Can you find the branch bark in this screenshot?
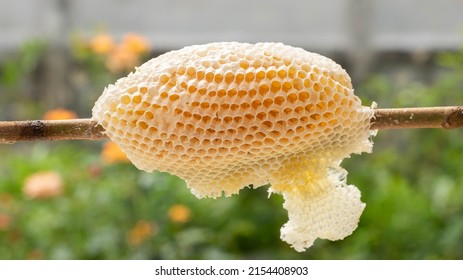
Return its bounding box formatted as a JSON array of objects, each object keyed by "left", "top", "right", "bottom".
[
  {"left": 370, "top": 106, "right": 463, "bottom": 130},
  {"left": 0, "top": 106, "right": 462, "bottom": 143},
  {"left": 0, "top": 119, "right": 106, "bottom": 143}
]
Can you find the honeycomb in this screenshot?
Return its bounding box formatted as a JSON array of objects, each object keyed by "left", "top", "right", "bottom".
[{"left": 92, "top": 42, "right": 376, "bottom": 251}]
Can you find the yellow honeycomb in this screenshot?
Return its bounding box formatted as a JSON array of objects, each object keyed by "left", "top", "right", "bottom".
[{"left": 92, "top": 42, "right": 375, "bottom": 251}]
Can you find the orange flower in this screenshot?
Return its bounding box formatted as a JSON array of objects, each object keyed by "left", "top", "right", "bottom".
[
  {"left": 127, "top": 220, "right": 157, "bottom": 246},
  {"left": 87, "top": 164, "right": 103, "bottom": 177},
  {"left": 23, "top": 171, "right": 63, "bottom": 199},
  {"left": 0, "top": 213, "right": 11, "bottom": 230},
  {"left": 106, "top": 44, "right": 140, "bottom": 73},
  {"left": 122, "top": 33, "right": 150, "bottom": 55},
  {"left": 168, "top": 204, "right": 191, "bottom": 223},
  {"left": 90, "top": 33, "right": 115, "bottom": 55},
  {"left": 43, "top": 108, "right": 77, "bottom": 120},
  {"left": 101, "top": 141, "right": 129, "bottom": 164},
  {"left": 27, "top": 250, "right": 43, "bottom": 260}
]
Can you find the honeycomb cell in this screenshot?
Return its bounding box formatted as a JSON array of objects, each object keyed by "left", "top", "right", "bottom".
[{"left": 92, "top": 42, "right": 375, "bottom": 252}]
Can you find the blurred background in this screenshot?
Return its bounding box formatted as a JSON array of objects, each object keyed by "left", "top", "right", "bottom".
[{"left": 1, "top": 0, "right": 463, "bottom": 259}]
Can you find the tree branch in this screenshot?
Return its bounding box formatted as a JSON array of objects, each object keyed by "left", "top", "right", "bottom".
[
  {"left": 0, "top": 119, "right": 106, "bottom": 143},
  {"left": 370, "top": 106, "right": 463, "bottom": 130},
  {"left": 0, "top": 106, "right": 462, "bottom": 143}
]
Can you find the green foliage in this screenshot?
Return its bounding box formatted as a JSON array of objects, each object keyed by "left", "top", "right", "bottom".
[
  {"left": 1, "top": 43, "right": 463, "bottom": 259},
  {"left": 70, "top": 33, "right": 114, "bottom": 87},
  {"left": 0, "top": 144, "right": 293, "bottom": 259},
  {"left": 0, "top": 40, "right": 48, "bottom": 120},
  {"left": 0, "top": 40, "right": 47, "bottom": 88},
  {"left": 343, "top": 47, "right": 463, "bottom": 259}
]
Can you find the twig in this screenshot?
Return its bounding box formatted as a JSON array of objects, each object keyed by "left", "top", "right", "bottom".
[
  {"left": 0, "top": 106, "right": 462, "bottom": 143},
  {"left": 0, "top": 119, "right": 106, "bottom": 143},
  {"left": 370, "top": 106, "right": 463, "bottom": 130}
]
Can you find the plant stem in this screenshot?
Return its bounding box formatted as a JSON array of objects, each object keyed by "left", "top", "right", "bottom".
[{"left": 0, "top": 106, "right": 462, "bottom": 143}]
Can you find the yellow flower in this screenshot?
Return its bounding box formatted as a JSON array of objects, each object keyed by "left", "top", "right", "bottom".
[
  {"left": 43, "top": 108, "right": 77, "bottom": 120},
  {"left": 90, "top": 33, "right": 115, "bottom": 55},
  {"left": 23, "top": 171, "right": 63, "bottom": 199},
  {"left": 0, "top": 213, "right": 11, "bottom": 230},
  {"left": 127, "top": 220, "right": 157, "bottom": 246},
  {"left": 101, "top": 141, "right": 129, "bottom": 164},
  {"left": 168, "top": 204, "right": 191, "bottom": 223},
  {"left": 122, "top": 33, "right": 150, "bottom": 55}
]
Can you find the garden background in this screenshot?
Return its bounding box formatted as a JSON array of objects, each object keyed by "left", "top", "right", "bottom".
[{"left": 1, "top": 0, "right": 463, "bottom": 259}]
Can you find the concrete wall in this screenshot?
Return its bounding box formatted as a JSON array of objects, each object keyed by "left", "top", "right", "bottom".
[{"left": 1, "top": 0, "right": 462, "bottom": 52}]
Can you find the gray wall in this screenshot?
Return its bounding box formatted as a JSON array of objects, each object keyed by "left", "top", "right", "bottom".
[{"left": 1, "top": 0, "right": 462, "bottom": 52}]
